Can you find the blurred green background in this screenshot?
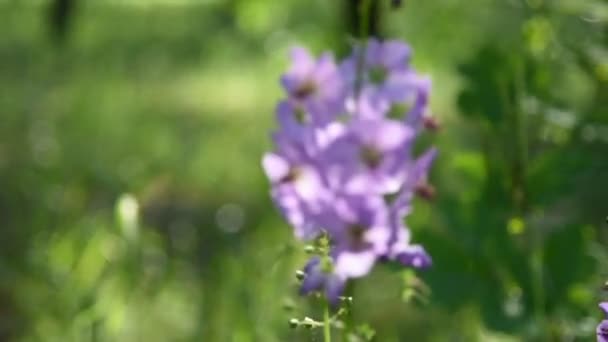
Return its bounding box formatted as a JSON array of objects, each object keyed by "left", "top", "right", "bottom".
[{"left": 1, "top": 0, "right": 607, "bottom": 341}]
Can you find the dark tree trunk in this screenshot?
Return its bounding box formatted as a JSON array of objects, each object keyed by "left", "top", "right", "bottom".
[
  {"left": 343, "top": 0, "right": 383, "bottom": 38},
  {"left": 49, "top": 0, "right": 75, "bottom": 43}
]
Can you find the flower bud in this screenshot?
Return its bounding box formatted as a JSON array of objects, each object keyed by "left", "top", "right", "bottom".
[
  {"left": 415, "top": 183, "right": 436, "bottom": 200},
  {"left": 340, "top": 296, "right": 353, "bottom": 304},
  {"left": 423, "top": 114, "right": 440, "bottom": 132},
  {"left": 302, "top": 317, "right": 317, "bottom": 329},
  {"left": 304, "top": 245, "right": 316, "bottom": 254},
  {"left": 295, "top": 270, "right": 306, "bottom": 281},
  {"left": 282, "top": 298, "right": 296, "bottom": 311},
  {"left": 288, "top": 318, "right": 299, "bottom": 329}
]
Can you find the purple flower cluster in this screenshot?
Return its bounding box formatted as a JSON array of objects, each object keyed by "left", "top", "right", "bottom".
[
  {"left": 262, "top": 39, "right": 437, "bottom": 304},
  {"left": 599, "top": 302, "right": 608, "bottom": 341}
]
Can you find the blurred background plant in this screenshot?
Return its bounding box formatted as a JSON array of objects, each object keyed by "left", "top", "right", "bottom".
[{"left": 0, "top": 0, "right": 607, "bottom": 341}]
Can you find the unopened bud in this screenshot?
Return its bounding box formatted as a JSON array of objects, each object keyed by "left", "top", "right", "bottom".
[
  {"left": 288, "top": 318, "right": 299, "bottom": 329},
  {"left": 423, "top": 115, "right": 440, "bottom": 132},
  {"left": 302, "top": 317, "right": 316, "bottom": 329},
  {"left": 415, "top": 183, "right": 436, "bottom": 200},
  {"left": 282, "top": 298, "right": 296, "bottom": 311},
  {"left": 339, "top": 296, "right": 353, "bottom": 304},
  {"left": 295, "top": 270, "right": 306, "bottom": 281},
  {"left": 304, "top": 245, "right": 316, "bottom": 254}
]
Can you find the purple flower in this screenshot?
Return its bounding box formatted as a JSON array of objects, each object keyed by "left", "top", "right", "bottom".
[
  {"left": 269, "top": 186, "right": 321, "bottom": 240},
  {"left": 381, "top": 148, "right": 436, "bottom": 268},
  {"left": 322, "top": 118, "right": 415, "bottom": 195},
  {"left": 262, "top": 150, "right": 327, "bottom": 239},
  {"left": 314, "top": 195, "right": 392, "bottom": 278},
  {"left": 264, "top": 40, "right": 437, "bottom": 301},
  {"left": 365, "top": 39, "right": 411, "bottom": 72},
  {"left": 275, "top": 100, "right": 314, "bottom": 145},
  {"left": 342, "top": 39, "right": 411, "bottom": 83},
  {"left": 403, "top": 74, "right": 432, "bottom": 127},
  {"left": 340, "top": 39, "right": 431, "bottom": 126},
  {"left": 281, "top": 47, "right": 345, "bottom": 125},
  {"left": 385, "top": 223, "right": 432, "bottom": 268},
  {"left": 598, "top": 302, "right": 608, "bottom": 342},
  {"left": 392, "top": 147, "right": 438, "bottom": 210},
  {"left": 300, "top": 256, "right": 346, "bottom": 306}
]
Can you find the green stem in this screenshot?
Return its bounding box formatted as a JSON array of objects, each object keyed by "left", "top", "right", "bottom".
[
  {"left": 501, "top": 56, "right": 545, "bottom": 334},
  {"left": 531, "top": 242, "right": 545, "bottom": 326},
  {"left": 513, "top": 58, "right": 545, "bottom": 330},
  {"left": 359, "top": 0, "right": 373, "bottom": 39},
  {"left": 342, "top": 281, "right": 355, "bottom": 336},
  {"left": 323, "top": 300, "right": 331, "bottom": 342},
  {"left": 354, "top": 0, "right": 373, "bottom": 100}
]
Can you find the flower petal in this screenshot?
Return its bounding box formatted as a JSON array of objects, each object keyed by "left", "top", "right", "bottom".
[
  {"left": 334, "top": 250, "right": 377, "bottom": 278},
  {"left": 396, "top": 245, "right": 432, "bottom": 269},
  {"left": 380, "top": 40, "right": 411, "bottom": 69},
  {"left": 353, "top": 119, "right": 414, "bottom": 151},
  {"left": 262, "top": 153, "right": 289, "bottom": 183},
  {"left": 601, "top": 302, "right": 608, "bottom": 316}
]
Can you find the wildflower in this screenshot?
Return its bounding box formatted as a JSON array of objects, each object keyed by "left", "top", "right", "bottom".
[
  {"left": 300, "top": 256, "right": 346, "bottom": 305},
  {"left": 342, "top": 39, "right": 411, "bottom": 84},
  {"left": 385, "top": 225, "right": 432, "bottom": 268},
  {"left": 321, "top": 118, "right": 415, "bottom": 195},
  {"left": 262, "top": 150, "right": 326, "bottom": 239},
  {"left": 281, "top": 47, "right": 345, "bottom": 125},
  {"left": 341, "top": 39, "right": 430, "bottom": 124},
  {"left": 263, "top": 40, "right": 437, "bottom": 300},
  {"left": 390, "top": 147, "right": 438, "bottom": 211},
  {"left": 275, "top": 100, "right": 315, "bottom": 146},
  {"left": 598, "top": 302, "right": 608, "bottom": 342},
  {"left": 315, "top": 195, "right": 392, "bottom": 278}
]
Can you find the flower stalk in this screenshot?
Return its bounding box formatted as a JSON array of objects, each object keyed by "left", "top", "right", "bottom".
[
  {"left": 324, "top": 299, "right": 332, "bottom": 342},
  {"left": 263, "top": 7, "right": 438, "bottom": 337}
]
